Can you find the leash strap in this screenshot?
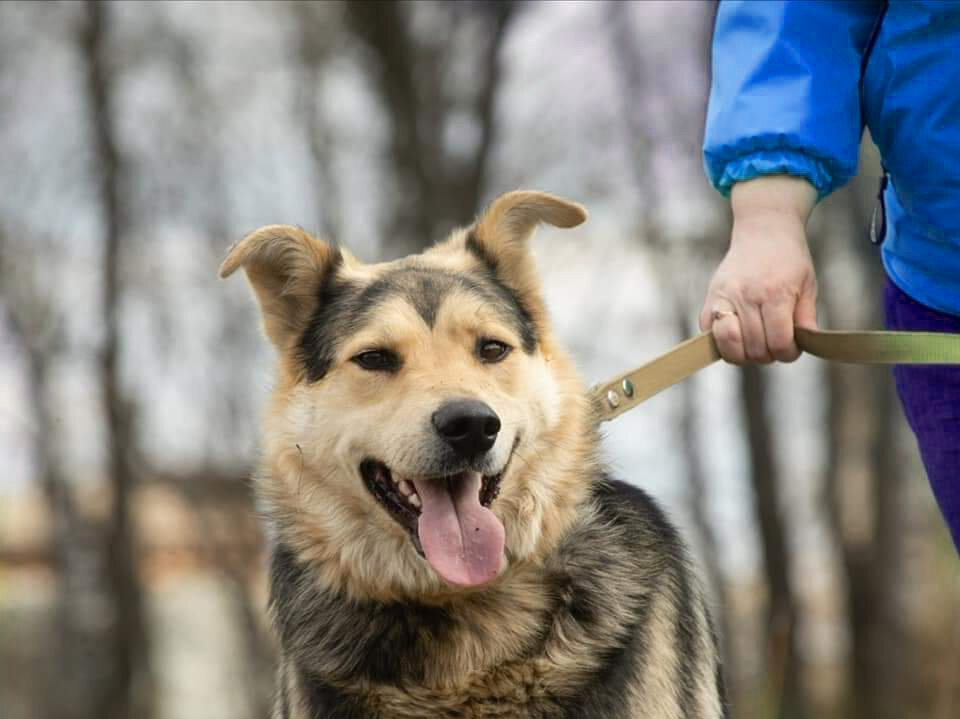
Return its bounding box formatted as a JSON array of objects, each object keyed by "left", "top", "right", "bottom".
[{"left": 590, "top": 328, "right": 960, "bottom": 423}]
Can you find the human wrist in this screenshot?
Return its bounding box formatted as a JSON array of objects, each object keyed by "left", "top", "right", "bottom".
[{"left": 730, "top": 175, "right": 817, "bottom": 228}]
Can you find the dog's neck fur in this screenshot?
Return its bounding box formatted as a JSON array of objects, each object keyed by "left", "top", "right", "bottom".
[{"left": 268, "top": 478, "right": 672, "bottom": 719}]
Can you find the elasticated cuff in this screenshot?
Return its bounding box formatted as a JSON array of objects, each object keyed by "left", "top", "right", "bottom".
[{"left": 705, "top": 145, "right": 853, "bottom": 201}]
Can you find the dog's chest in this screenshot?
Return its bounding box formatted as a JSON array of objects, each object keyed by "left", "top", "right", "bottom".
[
  {"left": 356, "top": 665, "right": 566, "bottom": 719},
  {"left": 291, "top": 598, "right": 581, "bottom": 717}
]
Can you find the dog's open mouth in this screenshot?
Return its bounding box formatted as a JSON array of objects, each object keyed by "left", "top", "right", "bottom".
[{"left": 360, "top": 459, "right": 509, "bottom": 588}]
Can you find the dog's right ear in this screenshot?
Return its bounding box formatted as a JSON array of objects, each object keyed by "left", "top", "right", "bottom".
[
  {"left": 463, "top": 191, "right": 586, "bottom": 337},
  {"left": 219, "top": 225, "right": 341, "bottom": 349}
]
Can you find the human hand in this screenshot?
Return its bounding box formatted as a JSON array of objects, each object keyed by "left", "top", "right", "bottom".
[{"left": 699, "top": 175, "right": 819, "bottom": 365}]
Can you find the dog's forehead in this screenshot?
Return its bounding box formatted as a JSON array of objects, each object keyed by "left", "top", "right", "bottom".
[
  {"left": 358, "top": 264, "right": 488, "bottom": 329},
  {"left": 297, "top": 261, "right": 538, "bottom": 382}
]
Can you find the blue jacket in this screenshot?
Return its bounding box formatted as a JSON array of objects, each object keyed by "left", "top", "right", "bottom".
[{"left": 703, "top": 0, "right": 960, "bottom": 317}]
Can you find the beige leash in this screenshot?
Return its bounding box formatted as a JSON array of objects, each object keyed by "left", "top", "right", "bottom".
[{"left": 590, "top": 327, "right": 960, "bottom": 423}]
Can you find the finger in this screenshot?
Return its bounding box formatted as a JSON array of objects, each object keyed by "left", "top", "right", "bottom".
[
  {"left": 761, "top": 301, "right": 801, "bottom": 362},
  {"left": 739, "top": 302, "right": 773, "bottom": 364},
  {"left": 711, "top": 313, "right": 746, "bottom": 365},
  {"left": 794, "top": 278, "right": 819, "bottom": 330},
  {"left": 700, "top": 294, "right": 736, "bottom": 331}
]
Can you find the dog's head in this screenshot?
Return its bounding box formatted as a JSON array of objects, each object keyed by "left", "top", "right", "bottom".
[{"left": 222, "top": 191, "right": 595, "bottom": 599}]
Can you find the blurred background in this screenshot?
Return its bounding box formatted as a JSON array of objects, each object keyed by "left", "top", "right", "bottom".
[{"left": 0, "top": 2, "right": 957, "bottom": 718}]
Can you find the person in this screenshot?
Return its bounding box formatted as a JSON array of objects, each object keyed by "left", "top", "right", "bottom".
[{"left": 700, "top": 0, "right": 960, "bottom": 550}]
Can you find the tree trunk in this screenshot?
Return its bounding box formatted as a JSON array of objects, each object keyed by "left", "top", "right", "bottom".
[
  {"left": 672, "top": 301, "right": 731, "bottom": 658},
  {"left": 0, "top": 280, "right": 88, "bottom": 719},
  {"left": 343, "top": 1, "right": 514, "bottom": 255},
  {"left": 81, "top": 3, "right": 153, "bottom": 717},
  {"left": 815, "top": 185, "right": 909, "bottom": 719},
  {"left": 294, "top": 3, "right": 342, "bottom": 245},
  {"left": 740, "top": 365, "right": 805, "bottom": 719},
  {"left": 343, "top": 0, "right": 440, "bottom": 253},
  {"left": 850, "top": 181, "right": 908, "bottom": 719},
  {"left": 443, "top": 1, "right": 513, "bottom": 226},
  {"left": 605, "top": 0, "right": 732, "bottom": 678}
]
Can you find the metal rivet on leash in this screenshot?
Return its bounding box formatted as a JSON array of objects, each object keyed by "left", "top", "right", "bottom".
[
  {"left": 621, "top": 379, "right": 634, "bottom": 397},
  {"left": 606, "top": 389, "right": 621, "bottom": 409}
]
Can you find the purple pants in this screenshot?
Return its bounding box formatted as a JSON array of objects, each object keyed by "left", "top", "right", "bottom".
[{"left": 885, "top": 280, "right": 960, "bottom": 552}]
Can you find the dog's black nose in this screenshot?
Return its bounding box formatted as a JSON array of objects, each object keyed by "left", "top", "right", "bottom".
[{"left": 432, "top": 399, "right": 501, "bottom": 458}]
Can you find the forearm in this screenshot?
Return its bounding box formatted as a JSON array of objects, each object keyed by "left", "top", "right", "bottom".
[{"left": 730, "top": 175, "right": 818, "bottom": 233}]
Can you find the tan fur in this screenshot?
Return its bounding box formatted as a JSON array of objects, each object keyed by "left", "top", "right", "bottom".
[
  {"left": 221, "top": 191, "right": 595, "bottom": 603},
  {"left": 220, "top": 225, "right": 341, "bottom": 353},
  {"left": 223, "top": 190, "right": 725, "bottom": 718}
]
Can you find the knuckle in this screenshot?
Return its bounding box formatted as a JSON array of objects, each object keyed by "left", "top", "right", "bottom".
[
  {"left": 712, "top": 279, "right": 742, "bottom": 301},
  {"left": 714, "top": 322, "right": 741, "bottom": 345},
  {"left": 745, "top": 281, "right": 794, "bottom": 307},
  {"left": 740, "top": 284, "right": 765, "bottom": 305}
]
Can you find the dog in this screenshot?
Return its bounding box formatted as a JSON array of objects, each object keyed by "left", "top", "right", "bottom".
[{"left": 220, "top": 191, "right": 726, "bottom": 718}]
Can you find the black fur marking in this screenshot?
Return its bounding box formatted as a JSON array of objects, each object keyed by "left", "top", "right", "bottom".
[
  {"left": 296, "top": 250, "right": 347, "bottom": 381},
  {"left": 557, "top": 478, "right": 675, "bottom": 718},
  {"left": 717, "top": 658, "right": 730, "bottom": 718},
  {"left": 673, "top": 550, "right": 700, "bottom": 717},
  {"left": 299, "top": 674, "right": 369, "bottom": 719},
  {"left": 354, "top": 267, "right": 460, "bottom": 329},
  {"left": 560, "top": 603, "right": 652, "bottom": 719},
  {"left": 464, "top": 230, "right": 539, "bottom": 353},
  {"left": 297, "top": 263, "right": 538, "bottom": 382},
  {"left": 708, "top": 611, "right": 731, "bottom": 717},
  {"left": 277, "top": 665, "right": 290, "bottom": 719},
  {"left": 590, "top": 479, "right": 727, "bottom": 718},
  {"left": 465, "top": 229, "right": 498, "bottom": 272},
  {"left": 475, "top": 265, "right": 537, "bottom": 353},
  {"left": 270, "top": 543, "right": 457, "bottom": 686}
]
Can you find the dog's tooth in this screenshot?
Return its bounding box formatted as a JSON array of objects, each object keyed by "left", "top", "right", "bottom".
[
  {"left": 398, "top": 480, "right": 414, "bottom": 496},
  {"left": 409, "top": 493, "right": 421, "bottom": 509}
]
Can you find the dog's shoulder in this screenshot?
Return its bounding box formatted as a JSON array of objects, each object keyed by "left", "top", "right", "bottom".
[
  {"left": 545, "top": 471, "right": 695, "bottom": 634},
  {"left": 588, "top": 474, "right": 689, "bottom": 561},
  {"left": 536, "top": 473, "right": 719, "bottom": 718},
  {"left": 591, "top": 475, "right": 668, "bottom": 524}
]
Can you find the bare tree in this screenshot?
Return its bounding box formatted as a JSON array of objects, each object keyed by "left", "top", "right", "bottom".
[
  {"left": 80, "top": 2, "right": 153, "bottom": 716},
  {"left": 293, "top": 1, "right": 345, "bottom": 245},
  {"left": 157, "top": 471, "right": 274, "bottom": 719},
  {"left": 343, "top": 0, "right": 516, "bottom": 255},
  {"left": 829, "top": 181, "right": 909, "bottom": 719},
  {"left": 739, "top": 364, "right": 805, "bottom": 719},
  {"left": 0, "top": 225, "right": 92, "bottom": 719},
  {"left": 605, "top": 0, "right": 731, "bottom": 677}
]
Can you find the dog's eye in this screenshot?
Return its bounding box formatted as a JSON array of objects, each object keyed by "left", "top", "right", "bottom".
[
  {"left": 352, "top": 350, "right": 400, "bottom": 372},
  {"left": 477, "top": 339, "right": 512, "bottom": 364}
]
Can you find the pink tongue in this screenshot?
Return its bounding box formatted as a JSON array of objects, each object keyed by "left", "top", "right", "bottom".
[{"left": 412, "top": 471, "right": 505, "bottom": 587}]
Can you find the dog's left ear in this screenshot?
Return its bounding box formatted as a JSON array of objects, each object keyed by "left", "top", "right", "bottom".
[
  {"left": 219, "top": 225, "right": 341, "bottom": 350},
  {"left": 466, "top": 190, "right": 587, "bottom": 321}
]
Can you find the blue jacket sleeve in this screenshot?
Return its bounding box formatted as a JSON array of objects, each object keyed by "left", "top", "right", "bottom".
[{"left": 703, "top": 0, "right": 885, "bottom": 200}]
